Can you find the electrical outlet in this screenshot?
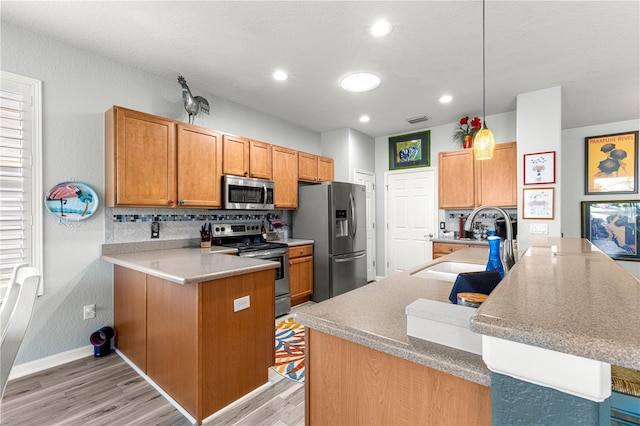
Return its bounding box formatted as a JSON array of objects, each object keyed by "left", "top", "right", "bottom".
[
  {"left": 151, "top": 221, "right": 159, "bottom": 239},
  {"left": 83, "top": 304, "right": 96, "bottom": 320},
  {"left": 439, "top": 222, "right": 446, "bottom": 230},
  {"left": 233, "top": 295, "right": 250, "bottom": 312}
]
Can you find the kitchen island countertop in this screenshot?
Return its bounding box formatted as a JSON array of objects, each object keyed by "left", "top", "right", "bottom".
[
  {"left": 296, "top": 237, "right": 640, "bottom": 389},
  {"left": 295, "top": 248, "right": 492, "bottom": 386},
  {"left": 471, "top": 237, "right": 640, "bottom": 370},
  {"left": 101, "top": 248, "right": 278, "bottom": 285}
]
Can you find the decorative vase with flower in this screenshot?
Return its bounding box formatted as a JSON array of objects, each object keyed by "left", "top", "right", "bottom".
[{"left": 453, "top": 116, "right": 482, "bottom": 149}]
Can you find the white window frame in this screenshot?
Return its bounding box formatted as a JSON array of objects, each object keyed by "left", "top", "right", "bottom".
[{"left": 1, "top": 70, "right": 43, "bottom": 295}]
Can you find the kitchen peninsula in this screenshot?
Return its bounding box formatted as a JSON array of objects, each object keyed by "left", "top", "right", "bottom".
[
  {"left": 295, "top": 237, "right": 640, "bottom": 425},
  {"left": 101, "top": 246, "right": 279, "bottom": 424}
]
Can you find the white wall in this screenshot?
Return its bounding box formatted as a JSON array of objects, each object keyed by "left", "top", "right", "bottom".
[
  {"left": 1, "top": 24, "right": 321, "bottom": 364},
  {"left": 348, "top": 128, "right": 375, "bottom": 179},
  {"left": 562, "top": 119, "right": 640, "bottom": 279},
  {"left": 321, "top": 128, "right": 375, "bottom": 183},
  {"left": 374, "top": 111, "right": 517, "bottom": 277},
  {"left": 516, "top": 86, "right": 563, "bottom": 252}
]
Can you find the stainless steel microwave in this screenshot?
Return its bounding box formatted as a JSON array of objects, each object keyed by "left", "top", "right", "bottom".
[{"left": 223, "top": 175, "right": 275, "bottom": 210}]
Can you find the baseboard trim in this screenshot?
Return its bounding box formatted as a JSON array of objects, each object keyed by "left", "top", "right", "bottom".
[
  {"left": 9, "top": 345, "right": 94, "bottom": 380},
  {"left": 115, "top": 349, "right": 197, "bottom": 425}
]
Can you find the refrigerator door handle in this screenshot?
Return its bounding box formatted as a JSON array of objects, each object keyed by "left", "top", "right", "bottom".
[
  {"left": 349, "top": 192, "right": 357, "bottom": 239},
  {"left": 334, "top": 253, "right": 366, "bottom": 263}
]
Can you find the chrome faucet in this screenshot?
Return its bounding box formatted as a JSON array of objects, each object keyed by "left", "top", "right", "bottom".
[{"left": 464, "top": 206, "right": 516, "bottom": 274}]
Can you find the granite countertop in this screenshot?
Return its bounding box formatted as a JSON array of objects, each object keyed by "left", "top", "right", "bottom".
[
  {"left": 101, "top": 248, "right": 279, "bottom": 285},
  {"left": 295, "top": 248, "right": 492, "bottom": 386},
  {"left": 282, "top": 238, "right": 314, "bottom": 246},
  {"left": 431, "top": 238, "right": 489, "bottom": 246},
  {"left": 471, "top": 237, "right": 640, "bottom": 371}
]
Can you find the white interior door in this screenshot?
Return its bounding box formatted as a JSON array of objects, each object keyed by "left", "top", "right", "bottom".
[
  {"left": 354, "top": 169, "right": 376, "bottom": 282},
  {"left": 385, "top": 168, "right": 437, "bottom": 277}
]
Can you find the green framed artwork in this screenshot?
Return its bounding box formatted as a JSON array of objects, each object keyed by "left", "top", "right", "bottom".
[{"left": 389, "top": 131, "right": 430, "bottom": 170}]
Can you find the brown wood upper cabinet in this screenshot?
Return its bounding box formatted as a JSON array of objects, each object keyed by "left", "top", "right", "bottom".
[
  {"left": 105, "top": 106, "right": 176, "bottom": 207},
  {"left": 438, "top": 142, "right": 517, "bottom": 209},
  {"left": 222, "top": 135, "right": 272, "bottom": 180},
  {"left": 105, "top": 106, "right": 223, "bottom": 208},
  {"left": 272, "top": 145, "right": 298, "bottom": 209},
  {"left": 298, "top": 152, "right": 334, "bottom": 182},
  {"left": 176, "top": 124, "right": 223, "bottom": 207}
]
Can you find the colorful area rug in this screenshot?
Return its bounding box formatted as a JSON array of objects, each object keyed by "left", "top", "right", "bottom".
[{"left": 272, "top": 318, "right": 305, "bottom": 382}]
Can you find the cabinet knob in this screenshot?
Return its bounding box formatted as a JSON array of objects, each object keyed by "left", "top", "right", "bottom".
[
  {"left": 168, "top": 200, "right": 174, "bottom": 205},
  {"left": 179, "top": 200, "right": 185, "bottom": 205},
  {"left": 300, "top": 249, "right": 303, "bottom": 254},
  {"left": 244, "top": 171, "right": 249, "bottom": 176}
]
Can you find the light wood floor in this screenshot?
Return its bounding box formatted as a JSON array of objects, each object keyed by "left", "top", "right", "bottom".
[{"left": 0, "top": 353, "right": 304, "bottom": 425}]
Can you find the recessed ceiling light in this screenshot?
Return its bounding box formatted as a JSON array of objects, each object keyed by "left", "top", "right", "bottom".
[
  {"left": 273, "top": 70, "right": 288, "bottom": 81},
  {"left": 439, "top": 95, "right": 453, "bottom": 103},
  {"left": 340, "top": 72, "right": 381, "bottom": 92},
  {"left": 359, "top": 115, "right": 370, "bottom": 123},
  {"left": 371, "top": 20, "right": 393, "bottom": 37}
]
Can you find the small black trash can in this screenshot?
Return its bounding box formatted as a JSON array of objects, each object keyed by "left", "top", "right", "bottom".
[{"left": 90, "top": 326, "right": 114, "bottom": 357}]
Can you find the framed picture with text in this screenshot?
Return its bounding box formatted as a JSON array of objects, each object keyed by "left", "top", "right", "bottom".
[
  {"left": 388, "top": 131, "right": 430, "bottom": 170},
  {"left": 585, "top": 131, "right": 638, "bottom": 195},
  {"left": 524, "top": 151, "right": 556, "bottom": 185}
]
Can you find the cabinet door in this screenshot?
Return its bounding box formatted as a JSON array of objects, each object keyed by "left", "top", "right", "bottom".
[
  {"left": 222, "top": 135, "right": 250, "bottom": 177},
  {"left": 249, "top": 140, "right": 272, "bottom": 180},
  {"left": 298, "top": 152, "right": 319, "bottom": 182},
  {"left": 475, "top": 142, "right": 517, "bottom": 207},
  {"left": 318, "top": 156, "right": 334, "bottom": 182},
  {"left": 177, "top": 124, "right": 222, "bottom": 208},
  {"left": 108, "top": 106, "right": 177, "bottom": 207},
  {"left": 272, "top": 146, "right": 298, "bottom": 209},
  {"left": 432, "top": 242, "right": 471, "bottom": 259},
  {"left": 289, "top": 255, "right": 313, "bottom": 305},
  {"left": 438, "top": 149, "right": 475, "bottom": 209},
  {"left": 113, "top": 266, "right": 147, "bottom": 371}
]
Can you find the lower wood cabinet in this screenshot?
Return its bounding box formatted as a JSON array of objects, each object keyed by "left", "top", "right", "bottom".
[
  {"left": 306, "top": 329, "right": 492, "bottom": 425},
  {"left": 113, "top": 266, "right": 275, "bottom": 424},
  {"left": 433, "top": 242, "right": 475, "bottom": 259},
  {"left": 289, "top": 244, "right": 313, "bottom": 306}
]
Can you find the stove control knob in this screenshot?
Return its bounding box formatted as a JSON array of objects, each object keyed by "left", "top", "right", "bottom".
[
  {"left": 220, "top": 227, "right": 226, "bottom": 232},
  {"left": 215, "top": 227, "right": 220, "bottom": 232}
]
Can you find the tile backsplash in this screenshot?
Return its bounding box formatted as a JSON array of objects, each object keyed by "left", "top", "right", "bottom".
[
  {"left": 441, "top": 208, "right": 517, "bottom": 240},
  {"left": 105, "top": 208, "right": 290, "bottom": 243}
]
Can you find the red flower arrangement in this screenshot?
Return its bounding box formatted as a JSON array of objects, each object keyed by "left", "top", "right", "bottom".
[{"left": 453, "top": 116, "right": 482, "bottom": 148}]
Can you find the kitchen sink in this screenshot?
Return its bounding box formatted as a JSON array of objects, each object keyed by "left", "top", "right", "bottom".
[{"left": 411, "top": 261, "right": 485, "bottom": 282}]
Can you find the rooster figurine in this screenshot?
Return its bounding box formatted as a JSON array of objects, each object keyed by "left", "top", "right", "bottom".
[{"left": 177, "top": 75, "right": 210, "bottom": 124}]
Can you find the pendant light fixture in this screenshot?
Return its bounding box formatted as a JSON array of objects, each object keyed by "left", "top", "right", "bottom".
[{"left": 473, "top": 0, "right": 496, "bottom": 160}]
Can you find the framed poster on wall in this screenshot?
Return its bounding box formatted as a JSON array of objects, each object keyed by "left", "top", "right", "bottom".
[
  {"left": 581, "top": 200, "right": 639, "bottom": 261},
  {"left": 388, "top": 131, "right": 430, "bottom": 170},
  {"left": 585, "top": 131, "right": 638, "bottom": 195}
]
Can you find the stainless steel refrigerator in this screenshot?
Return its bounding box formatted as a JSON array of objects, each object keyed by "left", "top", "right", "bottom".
[{"left": 292, "top": 181, "right": 367, "bottom": 302}]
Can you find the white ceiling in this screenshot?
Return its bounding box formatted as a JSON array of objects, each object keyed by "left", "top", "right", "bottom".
[{"left": 2, "top": 1, "right": 639, "bottom": 137}]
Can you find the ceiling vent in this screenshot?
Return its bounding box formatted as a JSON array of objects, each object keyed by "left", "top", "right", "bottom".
[{"left": 406, "top": 115, "right": 431, "bottom": 124}]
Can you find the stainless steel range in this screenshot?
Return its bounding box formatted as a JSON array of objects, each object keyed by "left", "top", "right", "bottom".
[{"left": 212, "top": 222, "right": 290, "bottom": 317}]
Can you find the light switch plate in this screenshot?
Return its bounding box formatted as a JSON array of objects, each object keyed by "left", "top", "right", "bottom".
[
  {"left": 233, "top": 295, "right": 250, "bottom": 312},
  {"left": 530, "top": 223, "right": 548, "bottom": 234}
]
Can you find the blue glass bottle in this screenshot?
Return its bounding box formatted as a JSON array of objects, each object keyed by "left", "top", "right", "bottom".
[{"left": 486, "top": 234, "right": 505, "bottom": 278}]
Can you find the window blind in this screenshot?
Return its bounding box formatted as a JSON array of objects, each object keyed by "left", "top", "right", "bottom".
[{"left": 0, "top": 71, "right": 43, "bottom": 297}]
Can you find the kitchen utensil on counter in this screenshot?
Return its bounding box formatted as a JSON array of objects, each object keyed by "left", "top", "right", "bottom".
[{"left": 200, "top": 223, "right": 212, "bottom": 248}]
